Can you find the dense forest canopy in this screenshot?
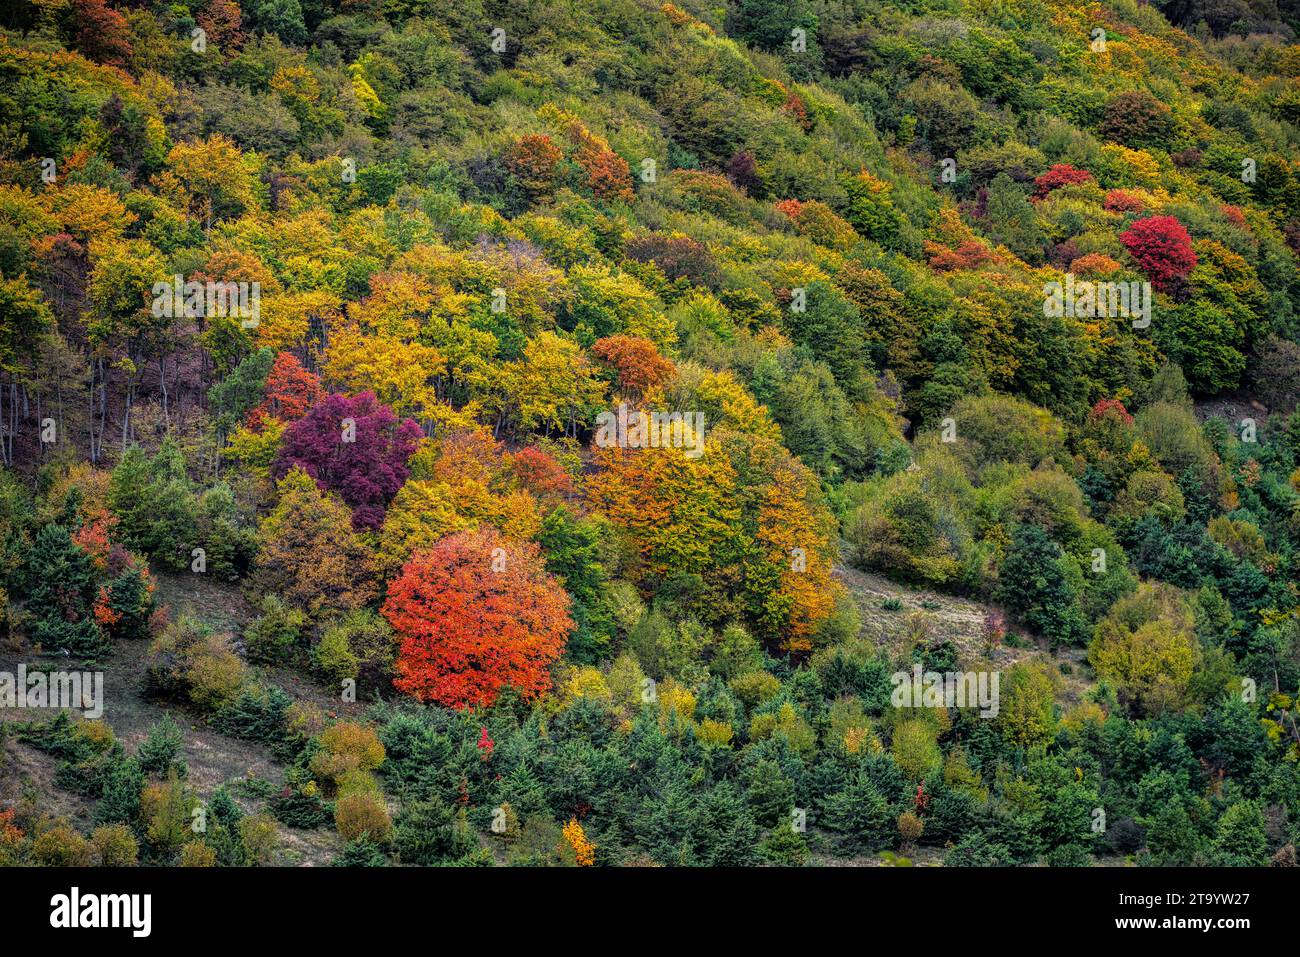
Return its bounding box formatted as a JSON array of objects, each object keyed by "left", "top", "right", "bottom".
[{"left": 0, "top": 0, "right": 1298, "bottom": 868}]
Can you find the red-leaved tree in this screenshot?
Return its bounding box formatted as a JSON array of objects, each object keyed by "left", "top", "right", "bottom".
[
  {"left": 248, "top": 351, "right": 323, "bottom": 427},
  {"left": 1119, "top": 215, "right": 1197, "bottom": 291},
  {"left": 197, "top": 0, "right": 245, "bottom": 55},
  {"left": 71, "top": 0, "right": 133, "bottom": 67},
  {"left": 383, "top": 529, "right": 573, "bottom": 708},
  {"left": 272, "top": 391, "right": 422, "bottom": 530},
  {"left": 510, "top": 446, "right": 573, "bottom": 500},
  {"left": 1089, "top": 397, "right": 1134, "bottom": 426},
  {"left": 926, "top": 240, "right": 992, "bottom": 272},
  {"left": 1103, "top": 189, "right": 1145, "bottom": 213},
  {"left": 1033, "top": 163, "right": 1094, "bottom": 199}
]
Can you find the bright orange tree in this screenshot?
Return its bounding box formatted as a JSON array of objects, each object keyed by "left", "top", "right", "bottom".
[
  {"left": 592, "top": 334, "right": 676, "bottom": 400},
  {"left": 510, "top": 446, "right": 573, "bottom": 501},
  {"left": 248, "top": 351, "right": 323, "bottom": 427},
  {"left": 383, "top": 529, "right": 573, "bottom": 708}
]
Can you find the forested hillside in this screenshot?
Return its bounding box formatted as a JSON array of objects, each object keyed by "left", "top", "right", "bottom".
[{"left": 0, "top": 0, "right": 1298, "bottom": 868}]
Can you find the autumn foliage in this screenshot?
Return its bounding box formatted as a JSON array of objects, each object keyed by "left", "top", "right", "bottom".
[
  {"left": 504, "top": 134, "right": 563, "bottom": 197},
  {"left": 1089, "top": 397, "right": 1134, "bottom": 426},
  {"left": 70, "top": 0, "right": 132, "bottom": 67},
  {"left": 254, "top": 468, "right": 377, "bottom": 618},
  {"left": 510, "top": 446, "right": 573, "bottom": 501},
  {"left": 926, "top": 240, "right": 992, "bottom": 272},
  {"left": 592, "top": 335, "right": 676, "bottom": 399},
  {"left": 4, "top": 0, "right": 1299, "bottom": 871},
  {"left": 576, "top": 145, "right": 634, "bottom": 203},
  {"left": 197, "top": 0, "right": 246, "bottom": 55},
  {"left": 563, "top": 119, "right": 633, "bottom": 203},
  {"left": 273, "top": 391, "right": 422, "bottom": 529},
  {"left": 249, "top": 352, "right": 323, "bottom": 427},
  {"left": 624, "top": 234, "right": 720, "bottom": 288},
  {"left": 383, "top": 529, "right": 574, "bottom": 709},
  {"left": 1068, "top": 253, "right": 1122, "bottom": 277},
  {"left": 1033, "top": 163, "right": 1094, "bottom": 199},
  {"left": 1119, "top": 215, "right": 1198, "bottom": 291},
  {"left": 1103, "top": 189, "right": 1145, "bottom": 213},
  {"left": 562, "top": 818, "right": 596, "bottom": 866}
]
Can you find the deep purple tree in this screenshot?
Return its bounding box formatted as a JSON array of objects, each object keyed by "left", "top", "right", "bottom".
[{"left": 272, "top": 391, "right": 422, "bottom": 530}]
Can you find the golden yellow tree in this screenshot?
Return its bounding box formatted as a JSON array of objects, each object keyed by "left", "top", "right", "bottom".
[{"left": 562, "top": 818, "right": 596, "bottom": 866}]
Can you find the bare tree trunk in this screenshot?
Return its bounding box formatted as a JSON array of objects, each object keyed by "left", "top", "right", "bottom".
[
  {"left": 159, "top": 355, "right": 170, "bottom": 428},
  {"left": 55, "top": 377, "right": 64, "bottom": 462},
  {"left": 9, "top": 383, "right": 16, "bottom": 466},
  {"left": 122, "top": 373, "right": 133, "bottom": 453},
  {"left": 0, "top": 377, "right": 8, "bottom": 467},
  {"left": 97, "top": 358, "right": 108, "bottom": 463},
  {"left": 88, "top": 361, "right": 96, "bottom": 464},
  {"left": 174, "top": 349, "right": 184, "bottom": 421}
]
